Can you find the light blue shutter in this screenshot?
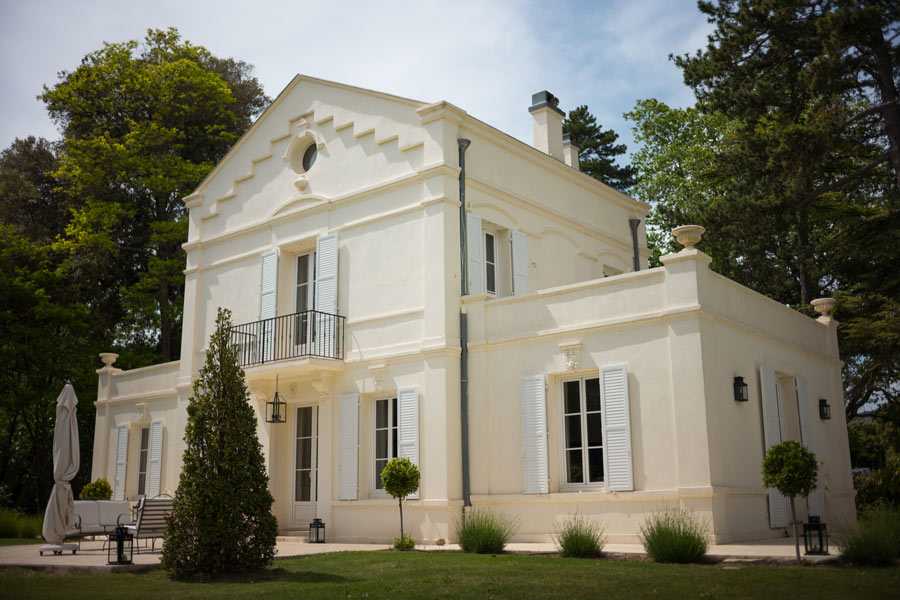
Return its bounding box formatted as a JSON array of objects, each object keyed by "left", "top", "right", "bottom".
[
  {"left": 521, "top": 375, "right": 548, "bottom": 494},
  {"left": 397, "top": 386, "right": 420, "bottom": 499},
  {"left": 315, "top": 234, "right": 339, "bottom": 356},
  {"left": 466, "top": 213, "right": 484, "bottom": 294},
  {"left": 113, "top": 424, "right": 128, "bottom": 501},
  {"left": 760, "top": 365, "right": 790, "bottom": 527},
  {"left": 601, "top": 365, "right": 633, "bottom": 491},
  {"left": 511, "top": 229, "right": 530, "bottom": 295},
  {"left": 146, "top": 420, "right": 163, "bottom": 498},
  {"left": 338, "top": 393, "right": 358, "bottom": 500},
  {"left": 259, "top": 251, "right": 278, "bottom": 362},
  {"left": 795, "top": 376, "right": 822, "bottom": 517}
]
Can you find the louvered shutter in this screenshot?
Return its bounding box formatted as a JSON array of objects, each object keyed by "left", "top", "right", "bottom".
[
  {"left": 113, "top": 424, "right": 128, "bottom": 501},
  {"left": 466, "top": 213, "right": 484, "bottom": 294},
  {"left": 397, "top": 386, "right": 420, "bottom": 499},
  {"left": 795, "top": 376, "right": 822, "bottom": 517},
  {"left": 521, "top": 375, "right": 548, "bottom": 494},
  {"left": 511, "top": 229, "right": 530, "bottom": 295},
  {"left": 146, "top": 420, "right": 163, "bottom": 498},
  {"left": 338, "top": 393, "right": 358, "bottom": 500},
  {"left": 601, "top": 365, "right": 633, "bottom": 491},
  {"left": 315, "top": 234, "right": 339, "bottom": 357},
  {"left": 259, "top": 251, "right": 278, "bottom": 362},
  {"left": 760, "top": 365, "right": 790, "bottom": 527}
]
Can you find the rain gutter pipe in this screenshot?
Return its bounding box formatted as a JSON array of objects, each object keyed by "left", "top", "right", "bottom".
[
  {"left": 458, "top": 138, "right": 472, "bottom": 508},
  {"left": 629, "top": 218, "right": 641, "bottom": 272}
]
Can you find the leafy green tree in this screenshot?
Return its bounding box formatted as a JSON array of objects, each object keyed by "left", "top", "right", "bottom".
[
  {"left": 762, "top": 440, "right": 819, "bottom": 564},
  {"left": 380, "top": 457, "right": 420, "bottom": 543},
  {"left": 0, "top": 224, "right": 97, "bottom": 512},
  {"left": 41, "top": 28, "right": 269, "bottom": 363},
  {"left": 0, "top": 137, "right": 69, "bottom": 243},
  {"left": 563, "top": 105, "right": 636, "bottom": 191},
  {"left": 162, "top": 308, "right": 277, "bottom": 578}
]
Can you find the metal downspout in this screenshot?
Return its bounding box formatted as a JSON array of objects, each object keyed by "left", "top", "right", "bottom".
[
  {"left": 629, "top": 218, "right": 641, "bottom": 272},
  {"left": 458, "top": 138, "right": 472, "bottom": 508}
]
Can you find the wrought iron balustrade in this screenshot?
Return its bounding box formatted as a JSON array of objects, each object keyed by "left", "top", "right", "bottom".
[{"left": 230, "top": 310, "right": 345, "bottom": 367}]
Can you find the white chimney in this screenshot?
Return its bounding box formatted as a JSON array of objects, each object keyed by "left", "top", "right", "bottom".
[
  {"left": 529, "top": 91, "right": 565, "bottom": 161},
  {"left": 563, "top": 133, "right": 580, "bottom": 171}
]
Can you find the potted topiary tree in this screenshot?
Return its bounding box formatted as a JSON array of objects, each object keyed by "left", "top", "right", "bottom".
[
  {"left": 762, "top": 440, "right": 818, "bottom": 564},
  {"left": 80, "top": 477, "right": 113, "bottom": 500},
  {"left": 380, "top": 457, "right": 420, "bottom": 549}
]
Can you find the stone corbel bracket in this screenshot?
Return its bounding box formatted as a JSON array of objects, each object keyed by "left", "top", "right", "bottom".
[
  {"left": 368, "top": 363, "right": 389, "bottom": 393},
  {"left": 311, "top": 373, "right": 333, "bottom": 401},
  {"left": 558, "top": 341, "right": 583, "bottom": 371}
]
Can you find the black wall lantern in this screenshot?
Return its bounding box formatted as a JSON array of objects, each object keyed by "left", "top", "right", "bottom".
[
  {"left": 107, "top": 525, "right": 134, "bottom": 565},
  {"left": 803, "top": 516, "right": 829, "bottom": 555},
  {"left": 819, "top": 398, "right": 832, "bottom": 420},
  {"left": 309, "top": 518, "right": 326, "bottom": 543},
  {"left": 733, "top": 376, "right": 749, "bottom": 402},
  {"left": 266, "top": 375, "right": 286, "bottom": 424}
]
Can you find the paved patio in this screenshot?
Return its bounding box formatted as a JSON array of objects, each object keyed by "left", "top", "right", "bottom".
[{"left": 0, "top": 535, "right": 834, "bottom": 572}]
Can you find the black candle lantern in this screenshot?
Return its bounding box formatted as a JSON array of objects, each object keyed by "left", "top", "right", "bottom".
[
  {"left": 803, "top": 516, "right": 828, "bottom": 555},
  {"left": 308, "top": 518, "right": 326, "bottom": 543},
  {"left": 107, "top": 525, "right": 134, "bottom": 565},
  {"left": 733, "top": 376, "right": 749, "bottom": 402},
  {"left": 819, "top": 398, "right": 832, "bottom": 420},
  {"left": 266, "top": 375, "right": 286, "bottom": 424}
]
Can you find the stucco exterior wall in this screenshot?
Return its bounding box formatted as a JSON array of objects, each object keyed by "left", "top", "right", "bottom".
[{"left": 91, "top": 75, "right": 854, "bottom": 546}]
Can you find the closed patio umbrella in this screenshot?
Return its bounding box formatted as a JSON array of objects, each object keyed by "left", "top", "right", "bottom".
[{"left": 39, "top": 382, "right": 80, "bottom": 555}]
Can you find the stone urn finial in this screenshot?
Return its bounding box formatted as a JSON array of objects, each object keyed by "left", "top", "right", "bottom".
[
  {"left": 99, "top": 352, "right": 119, "bottom": 368},
  {"left": 811, "top": 297, "right": 836, "bottom": 318},
  {"left": 672, "top": 225, "right": 706, "bottom": 251}
]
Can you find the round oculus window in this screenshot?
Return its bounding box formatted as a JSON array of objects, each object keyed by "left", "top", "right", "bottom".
[{"left": 302, "top": 144, "right": 317, "bottom": 172}]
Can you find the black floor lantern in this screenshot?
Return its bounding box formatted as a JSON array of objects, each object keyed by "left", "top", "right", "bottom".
[
  {"left": 803, "top": 516, "right": 829, "bottom": 555},
  {"left": 309, "top": 518, "right": 326, "bottom": 543},
  {"left": 107, "top": 525, "right": 134, "bottom": 565}
]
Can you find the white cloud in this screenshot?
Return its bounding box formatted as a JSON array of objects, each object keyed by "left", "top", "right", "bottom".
[{"left": 0, "top": 0, "right": 712, "bottom": 161}]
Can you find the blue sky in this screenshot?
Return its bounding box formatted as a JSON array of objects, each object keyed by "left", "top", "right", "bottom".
[{"left": 0, "top": 0, "right": 713, "bottom": 160}]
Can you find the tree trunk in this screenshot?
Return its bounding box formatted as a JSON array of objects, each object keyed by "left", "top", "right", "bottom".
[
  {"left": 790, "top": 496, "right": 801, "bottom": 565},
  {"left": 399, "top": 498, "right": 404, "bottom": 539},
  {"left": 870, "top": 27, "right": 900, "bottom": 190}
]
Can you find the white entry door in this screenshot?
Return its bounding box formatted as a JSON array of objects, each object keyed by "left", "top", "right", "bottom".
[{"left": 292, "top": 405, "right": 318, "bottom": 527}]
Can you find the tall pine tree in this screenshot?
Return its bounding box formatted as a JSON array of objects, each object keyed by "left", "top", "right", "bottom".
[
  {"left": 162, "top": 308, "right": 277, "bottom": 578},
  {"left": 563, "top": 105, "right": 636, "bottom": 191}
]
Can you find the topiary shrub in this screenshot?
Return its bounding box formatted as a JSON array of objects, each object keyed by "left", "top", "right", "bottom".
[
  {"left": 762, "top": 440, "right": 818, "bottom": 565},
  {"left": 455, "top": 508, "right": 518, "bottom": 554},
  {"left": 639, "top": 506, "right": 710, "bottom": 563},
  {"left": 161, "top": 308, "right": 278, "bottom": 579},
  {"left": 554, "top": 514, "right": 606, "bottom": 558},
  {"left": 80, "top": 478, "right": 113, "bottom": 500},
  {"left": 380, "top": 457, "right": 420, "bottom": 545},
  {"left": 839, "top": 508, "right": 900, "bottom": 567}
]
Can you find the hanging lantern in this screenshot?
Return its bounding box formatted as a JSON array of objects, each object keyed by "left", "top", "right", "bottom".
[{"left": 266, "top": 375, "right": 286, "bottom": 424}]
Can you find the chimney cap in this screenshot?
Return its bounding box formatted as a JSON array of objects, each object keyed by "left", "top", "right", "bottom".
[
  {"left": 562, "top": 133, "right": 579, "bottom": 148},
  {"left": 529, "top": 90, "right": 565, "bottom": 116}
]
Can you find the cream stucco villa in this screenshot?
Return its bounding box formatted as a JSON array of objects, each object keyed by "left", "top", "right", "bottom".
[{"left": 91, "top": 75, "right": 855, "bottom": 544}]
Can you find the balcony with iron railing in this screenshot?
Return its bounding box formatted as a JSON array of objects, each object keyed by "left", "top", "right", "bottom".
[{"left": 229, "top": 310, "right": 345, "bottom": 368}]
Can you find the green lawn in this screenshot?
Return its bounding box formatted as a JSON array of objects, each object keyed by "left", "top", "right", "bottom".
[
  {"left": 1, "top": 551, "right": 897, "bottom": 599},
  {"left": 0, "top": 538, "right": 43, "bottom": 546}
]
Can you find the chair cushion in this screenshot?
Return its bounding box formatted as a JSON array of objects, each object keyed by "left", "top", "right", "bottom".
[{"left": 98, "top": 500, "right": 132, "bottom": 527}]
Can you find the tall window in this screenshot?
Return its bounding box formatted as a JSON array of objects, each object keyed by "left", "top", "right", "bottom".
[
  {"left": 374, "top": 397, "right": 398, "bottom": 491},
  {"left": 562, "top": 377, "right": 604, "bottom": 485},
  {"left": 136, "top": 426, "right": 150, "bottom": 497},
  {"left": 484, "top": 232, "right": 497, "bottom": 294},
  {"left": 295, "top": 406, "right": 317, "bottom": 502},
  {"left": 294, "top": 253, "right": 314, "bottom": 345}
]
